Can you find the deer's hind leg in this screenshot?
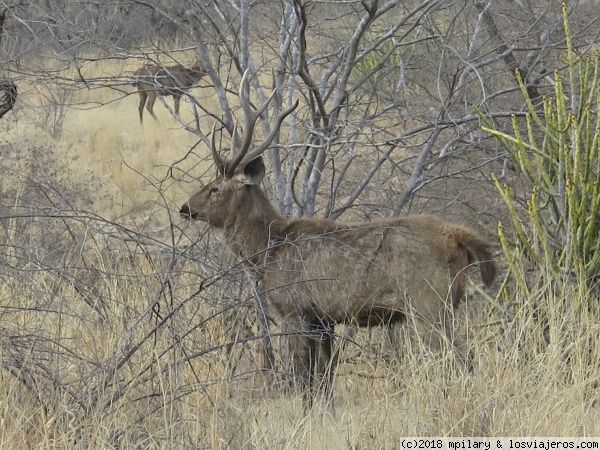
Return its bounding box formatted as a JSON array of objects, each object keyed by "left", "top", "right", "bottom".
[
  {"left": 137, "top": 90, "right": 147, "bottom": 123},
  {"left": 411, "top": 303, "right": 471, "bottom": 371},
  {"left": 144, "top": 91, "right": 158, "bottom": 120},
  {"left": 173, "top": 94, "right": 181, "bottom": 116}
]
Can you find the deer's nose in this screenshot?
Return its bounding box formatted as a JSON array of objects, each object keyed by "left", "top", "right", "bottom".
[{"left": 180, "top": 204, "right": 193, "bottom": 219}]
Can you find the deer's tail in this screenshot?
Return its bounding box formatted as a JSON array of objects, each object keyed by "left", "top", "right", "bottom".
[{"left": 452, "top": 225, "right": 496, "bottom": 287}]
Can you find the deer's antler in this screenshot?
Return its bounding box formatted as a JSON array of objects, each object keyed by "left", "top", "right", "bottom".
[
  {"left": 210, "top": 122, "right": 226, "bottom": 175},
  {"left": 223, "top": 69, "right": 298, "bottom": 177}
]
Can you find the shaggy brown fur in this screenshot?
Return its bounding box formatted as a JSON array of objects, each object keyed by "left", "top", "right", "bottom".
[
  {"left": 132, "top": 63, "right": 207, "bottom": 123},
  {"left": 180, "top": 156, "right": 496, "bottom": 406}
]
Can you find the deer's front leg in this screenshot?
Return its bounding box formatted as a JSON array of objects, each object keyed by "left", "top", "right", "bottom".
[{"left": 287, "top": 314, "right": 317, "bottom": 409}]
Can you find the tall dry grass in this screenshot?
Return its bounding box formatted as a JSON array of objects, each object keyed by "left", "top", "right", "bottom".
[{"left": 0, "top": 59, "right": 599, "bottom": 449}]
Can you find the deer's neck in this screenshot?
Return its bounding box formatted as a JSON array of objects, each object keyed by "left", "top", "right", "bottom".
[{"left": 220, "top": 187, "right": 285, "bottom": 266}]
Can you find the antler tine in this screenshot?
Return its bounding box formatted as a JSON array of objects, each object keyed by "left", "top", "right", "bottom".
[
  {"left": 227, "top": 69, "right": 287, "bottom": 175},
  {"left": 239, "top": 98, "right": 300, "bottom": 167},
  {"left": 226, "top": 69, "right": 255, "bottom": 176},
  {"left": 210, "top": 122, "right": 226, "bottom": 175}
]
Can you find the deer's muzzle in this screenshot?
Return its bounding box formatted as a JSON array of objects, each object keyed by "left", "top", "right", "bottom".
[{"left": 179, "top": 204, "right": 197, "bottom": 220}]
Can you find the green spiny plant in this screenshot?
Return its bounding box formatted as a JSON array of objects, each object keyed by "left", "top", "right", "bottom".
[{"left": 479, "top": 3, "right": 600, "bottom": 310}]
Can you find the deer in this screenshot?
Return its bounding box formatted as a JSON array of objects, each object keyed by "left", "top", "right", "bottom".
[
  {"left": 132, "top": 61, "right": 207, "bottom": 123},
  {"left": 179, "top": 71, "right": 497, "bottom": 409}
]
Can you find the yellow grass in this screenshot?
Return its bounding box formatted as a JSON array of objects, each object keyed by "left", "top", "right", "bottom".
[
  {"left": 7, "top": 57, "right": 211, "bottom": 221},
  {"left": 0, "top": 60, "right": 599, "bottom": 449}
]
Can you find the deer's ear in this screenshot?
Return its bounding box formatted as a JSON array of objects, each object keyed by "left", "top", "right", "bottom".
[{"left": 238, "top": 156, "right": 265, "bottom": 185}]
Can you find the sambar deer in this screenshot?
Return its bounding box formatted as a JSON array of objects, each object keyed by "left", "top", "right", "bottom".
[
  {"left": 132, "top": 61, "right": 207, "bottom": 123},
  {"left": 179, "top": 72, "right": 496, "bottom": 408}
]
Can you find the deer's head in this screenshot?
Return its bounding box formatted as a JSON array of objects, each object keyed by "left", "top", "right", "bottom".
[
  {"left": 180, "top": 71, "right": 297, "bottom": 228},
  {"left": 179, "top": 153, "right": 268, "bottom": 228}
]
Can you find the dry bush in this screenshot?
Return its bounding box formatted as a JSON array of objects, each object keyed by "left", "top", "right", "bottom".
[{"left": 0, "top": 179, "right": 262, "bottom": 447}]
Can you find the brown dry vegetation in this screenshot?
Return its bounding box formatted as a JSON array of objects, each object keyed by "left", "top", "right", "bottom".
[
  {"left": 0, "top": 58, "right": 599, "bottom": 449},
  {"left": 4, "top": 57, "right": 206, "bottom": 216}
]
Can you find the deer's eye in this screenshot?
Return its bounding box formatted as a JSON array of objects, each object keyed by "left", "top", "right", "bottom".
[{"left": 209, "top": 187, "right": 219, "bottom": 196}]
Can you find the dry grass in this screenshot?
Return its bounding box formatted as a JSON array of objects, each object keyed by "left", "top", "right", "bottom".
[
  {"left": 5, "top": 56, "right": 208, "bottom": 220},
  {"left": 0, "top": 60, "right": 599, "bottom": 449},
  {"left": 1, "top": 277, "right": 598, "bottom": 449}
]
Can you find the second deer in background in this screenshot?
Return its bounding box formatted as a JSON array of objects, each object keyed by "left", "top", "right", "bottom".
[{"left": 132, "top": 62, "right": 207, "bottom": 123}]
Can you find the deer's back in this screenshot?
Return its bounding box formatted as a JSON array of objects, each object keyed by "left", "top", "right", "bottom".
[
  {"left": 133, "top": 64, "right": 203, "bottom": 93},
  {"left": 263, "top": 217, "right": 456, "bottom": 326}
]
